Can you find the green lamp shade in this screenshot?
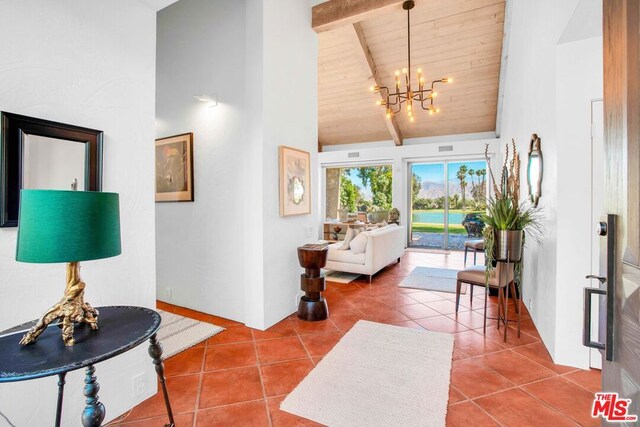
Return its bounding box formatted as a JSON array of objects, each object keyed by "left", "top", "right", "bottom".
[{"left": 16, "top": 190, "right": 121, "bottom": 263}]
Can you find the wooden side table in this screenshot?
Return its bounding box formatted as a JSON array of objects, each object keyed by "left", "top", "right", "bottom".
[
  {"left": 0, "top": 306, "right": 174, "bottom": 427},
  {"left": 297, "top": 243, "right": 329, "bottom": 321}
]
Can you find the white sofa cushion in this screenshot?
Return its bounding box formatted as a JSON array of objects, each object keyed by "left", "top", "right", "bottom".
[
  {"left": 327, "top": 247, "right": 366, "bottom": 264},
  {"left": 349, "top": 231, "right": 368, "bottom": 254},
  {"left": 338, "top": 227, "right": 363, "bottom": 250}
]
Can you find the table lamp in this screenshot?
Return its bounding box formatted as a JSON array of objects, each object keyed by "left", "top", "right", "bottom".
[{"left": 16, "top": 189, "right": 121, "bottom": 346}]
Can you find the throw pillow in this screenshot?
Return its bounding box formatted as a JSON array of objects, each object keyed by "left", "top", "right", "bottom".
[
  {"left": 349, "top": 230, "right": 368, "bottom": 254},
  {"left": 339, "top": 227, "right": 362, "bottom": 250}
]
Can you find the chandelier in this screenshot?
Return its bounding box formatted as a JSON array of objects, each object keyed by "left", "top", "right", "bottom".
[{"left": 370, "top": 0, "right": 452, "bottom": 122}]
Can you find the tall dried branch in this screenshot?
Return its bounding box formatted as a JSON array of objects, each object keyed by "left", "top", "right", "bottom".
[
  {"left": 485, "top": 144, "right": 501, "bottom": 198},
  {"left": 500, "top": 142, "right": 509, "bottom": 196}
]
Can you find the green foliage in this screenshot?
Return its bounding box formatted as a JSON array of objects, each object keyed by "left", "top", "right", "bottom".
[
  {"left": 411, "top": 172, "right": 421, "bottom": 202},
  {"left": 480, "top": 197, "right": 519, "bottom": 230},
  {"left": 411, "top": 223, "right": 467, "bottom": 234},
  {"left": 456, "top": 165, "right": 469, "bottom": 207},
  {"left": 412, "top": 196, "right": 444, "bottom": 210},
  {"left": 356, "top": 166, "right": 393, "bottom": 210},
  {"left": 339, "top": 172, "right": 360, "bottom": 213},
  {"left": 338, "top": 166, "right": 393, "bottom": 212},
  {"left": 481, "top": 198, "right": 543, "bottom": 236},
  {"left": 481, "top": 198, "right": 542, "bottom": 289}
]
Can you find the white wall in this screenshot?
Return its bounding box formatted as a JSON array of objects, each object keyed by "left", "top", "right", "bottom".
[
  {"left": 156, "top": 0, "right": 247, "bottom": 323},
  {"left": 156, "top": 0, "right": 319, "bottom": 330},
  {"left": 259, "top": 0, "right": 320, "bottom": 328},
  {"left": 555, "top": 35, "right": 602, "bottom": 368},
  {"left": 318, "top": 137, "right": 500, "bottom": 237},
  {"left": 0, "top": 1, "right": 157, "bottom": 426},
  {"left": 499, "top": 0, "right": 601, "bottom": 368}
]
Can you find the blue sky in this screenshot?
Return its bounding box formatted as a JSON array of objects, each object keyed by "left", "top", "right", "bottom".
[
  {"left": 346, "top": 169, "right": 372, "bottom": 199},
  {"left": 412, "top": 160, "right": 487, "bottom": 183}
]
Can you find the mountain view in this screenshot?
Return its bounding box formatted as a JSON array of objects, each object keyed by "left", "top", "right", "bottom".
[{"left": 418, "top": 180, "right": 462, "bottom": 198}]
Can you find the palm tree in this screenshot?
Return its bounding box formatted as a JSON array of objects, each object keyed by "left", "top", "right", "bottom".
[
  {"left": 467, "top": 168, "right": 476, "bottom": 193},
  {"left": 476, "top": 169, "right": 486, "bottom": 184},
  {"left": 456, "top": 165, "right": 468, "bottom": 210}
]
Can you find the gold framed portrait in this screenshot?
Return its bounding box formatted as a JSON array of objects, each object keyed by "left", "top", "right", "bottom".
[
  {"left": 155, "top": 133, "right": 194, "bottom": 202},
  {"left": 279, "top": 146, "right": 311, "bottom": 216}
]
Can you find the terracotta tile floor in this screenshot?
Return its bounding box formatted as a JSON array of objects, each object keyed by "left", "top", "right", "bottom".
[{"left": 109, "top": 250, "right": 601, "bottom": 426}]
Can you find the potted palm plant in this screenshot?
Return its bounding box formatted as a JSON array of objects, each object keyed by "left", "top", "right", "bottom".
[{"left": 481, "top": 140, "right": 542, "bottom": 286}]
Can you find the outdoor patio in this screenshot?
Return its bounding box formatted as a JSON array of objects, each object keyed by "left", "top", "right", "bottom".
[{"left": 410, "top": 232, "right": 481, "bottom": 251}]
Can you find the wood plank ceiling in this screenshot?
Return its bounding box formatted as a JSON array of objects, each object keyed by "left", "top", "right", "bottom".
[{"left": 316, "top": 0, "right": 506, "bottom": 147}]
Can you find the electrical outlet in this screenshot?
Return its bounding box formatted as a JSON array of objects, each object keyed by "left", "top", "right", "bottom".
[
  {"left": 133, "top": 373, "right": 147, "bottom": 398},
  {"left": 166, "top": 288, "right": 173, "bottom": 299},
  {"left": 306, "top": 225, "right": 314, "bottom": 238}
]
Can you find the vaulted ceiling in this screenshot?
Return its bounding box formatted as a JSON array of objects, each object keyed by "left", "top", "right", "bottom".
[{"left": 314, "top": 0, "right": 506, "bottom": 147}]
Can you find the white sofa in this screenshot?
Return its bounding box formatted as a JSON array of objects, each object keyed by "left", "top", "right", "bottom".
[{"left": 325, "top": 224, "right": 406, "bottom": 282}]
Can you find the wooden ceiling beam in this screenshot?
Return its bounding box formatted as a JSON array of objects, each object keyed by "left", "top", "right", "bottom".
[
  {"left": 312, "top": 0, "right": 405, "bottom": 33},
  {"left": 351, "top": 22, "right": 403, "bottom": 146}
]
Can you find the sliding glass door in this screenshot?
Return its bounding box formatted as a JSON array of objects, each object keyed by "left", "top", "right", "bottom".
[{"left": 410, "top": 159, "right": 487, "bottom": 250}]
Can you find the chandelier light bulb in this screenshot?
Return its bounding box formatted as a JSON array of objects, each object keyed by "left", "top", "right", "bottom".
[
  {"left": 410, "top": 116, "right": 415, "bottom": 122},
  {"left": 395, "top": 70, "right": 400, "bottom": 76},
  {"left": 402, "top": 68, "right": 408, "bottom": 74}
]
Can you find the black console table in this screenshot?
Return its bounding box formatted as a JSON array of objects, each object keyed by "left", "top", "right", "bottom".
[{"left": 0, "top": 306, "right": 174, "bottom": 427}]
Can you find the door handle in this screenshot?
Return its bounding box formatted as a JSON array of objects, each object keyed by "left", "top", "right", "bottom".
[
  {"left": 586, "top": 274, "right": 606, "bottom": 284},
  {"left": 583, "top": 287, "right": 606, "bottom": 350}
]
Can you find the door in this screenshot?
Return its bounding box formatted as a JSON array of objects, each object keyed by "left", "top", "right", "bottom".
[
  {"left": 409, "top": 162, "right": 446, "bottom": 249},
  {"left": 409, "top": 160, "right": 487, "bottom": 251},
  {"left": 601, "top": 1, "right": 640, "bottom": 423}
]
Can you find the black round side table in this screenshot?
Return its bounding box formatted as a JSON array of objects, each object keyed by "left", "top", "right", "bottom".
[{"left": 0, "top": 306, "right": 175, "bottom": 427}]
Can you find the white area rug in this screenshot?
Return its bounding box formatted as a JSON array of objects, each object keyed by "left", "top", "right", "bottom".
[
  {"left": 281, "top": 320, "right": 454, "bottom": 427},
  {"left": 323, "top": 270, "right": 361, "bottom": 283},
  {"left": 399, "top": 267, "right": 466, "bottom": 294},
  {"left": 157, "top": 310, "right": 224, "bottom": 360}
]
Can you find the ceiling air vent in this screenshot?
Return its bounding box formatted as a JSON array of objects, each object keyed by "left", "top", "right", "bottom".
[
  {"left": 438, "top": 145, "right": 454, "bottom": 152},
  {"left": 348, "top": 152, "right": 360, "bottom": 158}
]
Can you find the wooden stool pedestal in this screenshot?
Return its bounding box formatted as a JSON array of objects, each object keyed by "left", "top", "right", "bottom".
[{"left": 297, "top": 244, "right": 329, "bottom": 322}]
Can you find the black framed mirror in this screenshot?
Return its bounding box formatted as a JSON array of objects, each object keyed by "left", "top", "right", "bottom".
[
  {"left": 1, "top": 112, "right": 103, "bottom": 227},
  {"left": 527, "top": 133, "right": 543, "bottom": 207}
]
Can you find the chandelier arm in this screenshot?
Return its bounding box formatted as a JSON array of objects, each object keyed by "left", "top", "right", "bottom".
[{"left": 387, "top": 98, "right": 400, "bottom": 106}]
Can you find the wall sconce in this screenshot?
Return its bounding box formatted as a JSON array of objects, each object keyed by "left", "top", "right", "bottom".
[{"left": 194, "top": 94, "right": 218, "bottom": 108}]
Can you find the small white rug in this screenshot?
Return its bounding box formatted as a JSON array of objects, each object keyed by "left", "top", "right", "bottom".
[
  {"left": 281, "top": 320, "right": 454, "bottom": 427},
  {"left": 157, "top": 310, "right": 224, "bottom": 360},
  {"left": 323, "top": 270, "right": 361, "bottom": 283},
  {"left": 399, "top": 267, "right": 466, "bottom": 294}
]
